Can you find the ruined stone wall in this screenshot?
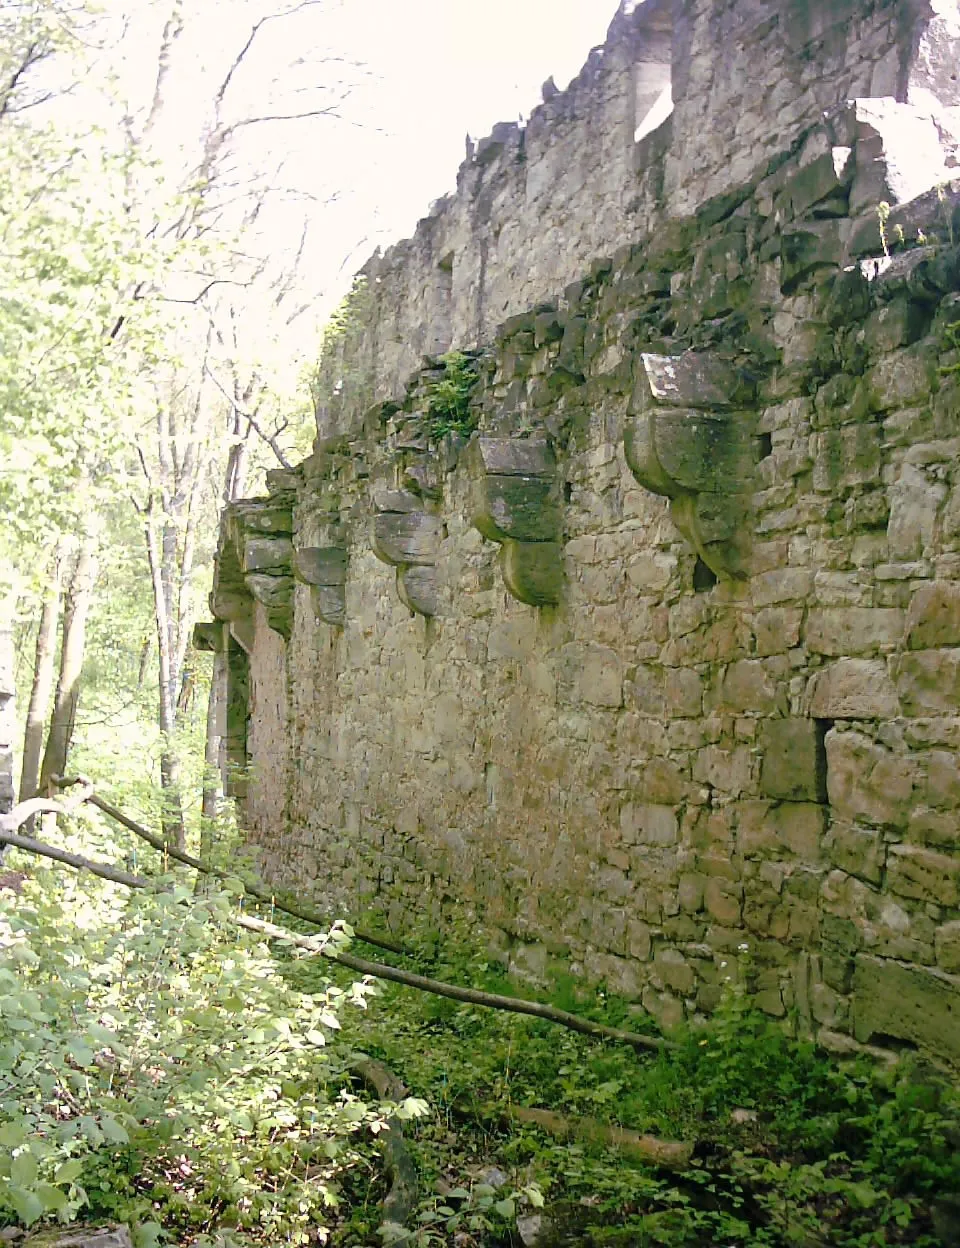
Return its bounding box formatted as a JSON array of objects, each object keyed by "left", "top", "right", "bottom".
[
  {"left": 204, "top": 0, "right": 960, "bottom": 1067},
  {"left": 316, "top": 0, "right": 953, "bottom": 436}
]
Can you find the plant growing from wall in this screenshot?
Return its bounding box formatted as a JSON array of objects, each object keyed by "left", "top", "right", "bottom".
[{"left": 422, "top": 351, "right": 479, "bottom": 441}]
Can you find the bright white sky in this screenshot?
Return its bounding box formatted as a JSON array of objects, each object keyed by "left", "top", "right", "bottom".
[{"left": 115, "top": 0, "right": 619, "bottom": 331}]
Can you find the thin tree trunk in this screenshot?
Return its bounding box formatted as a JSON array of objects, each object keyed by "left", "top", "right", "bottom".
[
  {"left": 144, "top": 498, "right": 186, "bottom": 848},
  {"left": 39, "top": 542, "right": 98, "bottom": 795},
  {"left": 0, "top": 583, "right": 17, "bottom": 850},
  {"left": 20, "top": 546, "right": 64, "bottom": 811}
]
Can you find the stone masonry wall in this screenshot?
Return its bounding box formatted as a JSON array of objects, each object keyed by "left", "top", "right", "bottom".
[
  {"left": 204, "top": 0, "right": 960, "bottom": 1067},
  {"left": 316, "top": 0, "right": 956, "bottom": 435}
]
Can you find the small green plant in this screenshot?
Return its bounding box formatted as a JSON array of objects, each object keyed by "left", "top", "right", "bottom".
[
  {"left": 877, "top": 200, "right": 892, "bottom": 257},
  {"left": 422, "top": 352, "right": 479, "bottom": 441}
]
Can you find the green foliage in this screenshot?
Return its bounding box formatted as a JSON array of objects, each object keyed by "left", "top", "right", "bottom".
[
  {"left": 289, "top": 932, "right": 960, "bottom": 1247},
  {"left": 0, "top": 816, "right": 382, "bottom": 1246},
  {"left": 422, "top": 353, "right": 479, "bottom": 441}
]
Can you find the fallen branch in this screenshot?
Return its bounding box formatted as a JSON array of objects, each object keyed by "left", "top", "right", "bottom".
[
  {"left": 51, "top": 775, "right": 404, "bottom": 956},
  {"left": 240, "top": 916, "right": 674, "bottom": 1054},
  {"left": 351, "top": 1058, "right": 418, "bottom": 1231},
  {"left": 484, "top": 1104, "right": 693, "bottom": 1170},
  {"left": 0, "top": 832, "right": 674, "bottom": 1055},
  {"left": 0, "top": 781, "right": 94, "bottom": 835}
]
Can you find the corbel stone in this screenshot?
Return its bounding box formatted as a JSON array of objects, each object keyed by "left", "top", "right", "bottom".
[
  {"left": 192, "top": 621, "right": 225, "bottom": 653},
  {"left": 293, "top": 546, "right": 348, "bottom": 627},
  {"left": 371, "top": 489, "right": 442, "bottom": 617},
  {"left": 624, "top": 351, "right": 755, "bottom": 580},
  {"left": 466, "top": 437, "right": 563, "bottom": 606}
]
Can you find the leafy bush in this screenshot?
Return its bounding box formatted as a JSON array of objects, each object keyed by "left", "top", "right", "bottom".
[{"left": 0, "top": 824, "right": 383, "bottom": 1246}]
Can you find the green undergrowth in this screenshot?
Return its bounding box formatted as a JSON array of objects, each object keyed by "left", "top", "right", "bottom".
[
  {"left": 285, "top": 933, "right": 960, "bottom": 1248},
  {"left": 2, "top": 825, "right": 958, "bottom": 1248}
]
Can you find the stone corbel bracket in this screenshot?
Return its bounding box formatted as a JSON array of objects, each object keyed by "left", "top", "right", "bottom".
[
  {"left": 371, "top": 489, "right": 443, "bottom": 617},
  {"left": 293, "top": 544, "right": 348, "bottom": 627},
  {"left": 624, "top": 352, "right": 756, "bottom": 580},
  {"left": 466, "top": 437, "right": 563, "bottom": 606},
  {"left": 215, "top": 495, "right": 296, "bottom": 640}
]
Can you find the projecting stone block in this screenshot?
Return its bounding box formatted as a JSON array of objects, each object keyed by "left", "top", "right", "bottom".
[
  {"left": 624, "top": 351, "right": 756, "bottom": 581},
  {"left": 852, "top": 954, "right": 960, "bottom": 1065},
  {"left": 232, "top": 502, "right": 293, "bottom": 534},
  {"left": 312, "top": 585, "right": 346, "bottom": 628},
  {"left": 210, "top": 586, "right": 252, "bottom": 624},
  {"left": 372, "top": 512, "right": 442, "bottom": 567},
  {"left": 397, "top": 565, "right": 441, "bottom": 617},
  {"left": 467, "top": 436, "right": 555, "bottom": 478},
  {"left": 192, "top": 621, "right": 224, "bottom": 653},
  {"left": 294, "top": 547, "right": 348, "bottom": 587},
  {"left": 243, "top": 536, "right": 293, "bottom": 574},
  {"left": 499, "top": 541, "right": 562, "bottom": 607},
  {"left": 244, "top": 573, "right": 293, "bottom": 639},
  {"left": 759, "top": 719, "right": 825, "bottom": 802},
  {"left": 636, "top": 351, "right": 750, "bottom": 410},
  {"left": 471, "top": 475, "right": 562, "bottom": 543}
]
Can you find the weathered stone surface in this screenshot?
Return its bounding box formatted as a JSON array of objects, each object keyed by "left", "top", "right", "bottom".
[
  {"left": 23, "top": 1226, "right": 133, "bottom": 1248},
  {"left": 243, "top": 536, "right": 293, "bottom": 575},
  {"left": 372, "top": 512, "right": 442, "bottom": 567},
  {"left": 825, "top": 730, "right": 915, "bottom": 829},
  {"left": 887, "top": 844, "right": 960, "bottom": 907},
  {"left": 397, "top": 565, "right": 441, "bottom": 617},
  {"left": 852, "top": 955, "right": 960, "bottom": 1064},
  {"left": 637, "top": 351, "right": 749, "bottom": 410},
  {"left": 760, "top": 719, "right": 825, "bottom": 802},
  {"left": 294, "top": 547, "right": 348, "bottom": 587},
  {"left": 471, "top": 475, "right": 561, "bottom": 543},
  {"left": 467, "top": 437, "right": 555, "bottom": 478},
  {"left": 193, "top": 621, "right": 224, "bottom": 653},
  {"left": 896, "top": 649, "right": 960, "bottom": 715},
  {"left": 905, "top": 582, "right": 960, "bottom": 649},
  {"left": 806, "top": 660, "right": 899, "bottom": 720},
  {"left": 499, "top": 541, "right": 563, "bottom": 607},
  {"left": 935, "top": 922, "right": 960, "bottom": 975},
  {"left": 205, "top": 4, "right": 960, "bottom": 1065}
]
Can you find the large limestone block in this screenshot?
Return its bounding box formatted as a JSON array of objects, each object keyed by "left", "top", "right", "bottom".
[
  {"left": 466, "top": 437, "right": 555, "bottom": 477},
  {"left": 499, "top": 540, "right": 563, "bottom": 607},
  {"left": 293, "top": 547, "right": 348, "bottom": 586},
  {"left": 397, "top": 565, "right": 441, "bottom": 617},
  {"left": 471, "top": 475, "right": 561, "bottom": 543},
  {"left": 372, "top": 512, "right": 442, "bottom": 567},
  {"left": 886, "top": 843, "right": 960, "bottom": 907},
  {"left": 759, "top": 719, "right": 825, "bottom": 802},
  {"left": 636, "top": 351, "right": 749, "bottom": 410},
  {"left": 846, "top": 98, "right": 958, "bottom": 214},
  {"left": 896, "top": 649, "right": 960, "bottom": 715},
  {"left": 825, "top": 729, "right": 915, "bottom": 828},
  {"left": 243, "top": 536, "right": 293, "bottom": 575},
  {"left": 806, "top": 659, "right": 899, "bottom": 720},
  {"left": 905, "top": 582, "right": 960, "bottom": 649},
  {"left": 852, "top": 955, "right": 960, "bottom": 1065}
]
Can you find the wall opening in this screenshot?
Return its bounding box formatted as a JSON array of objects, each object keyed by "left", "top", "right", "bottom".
[{"left": 693, "top": 557, "right": 718, "bottom": 592}]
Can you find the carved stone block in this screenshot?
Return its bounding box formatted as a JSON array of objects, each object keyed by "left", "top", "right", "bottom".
[
  {"left": 243, "top": 536, "right": 294, "bottom": 575},
  {"left": 625, "top": 352, "right": 757, "bottom": 580},
  {"left": 397, "top": 565, "right": 440, "bottom": 616},
  {"left": 499, "top": 540, "right": 562, "bottom": 606},
  {"left": 244, "top": 573, "right": 294, "bottom": 638},
  {"left": 193, "top": 621, "right": 224, "bottom": 653},
  {"left": 294, "top": 547, "right": 348, "bottom": 586},
  {"left": 471, "top": 474, "right": 561, "bottom": 542},
  {"left": 372, "top": 511, "right": 442, "bottom": 567}
]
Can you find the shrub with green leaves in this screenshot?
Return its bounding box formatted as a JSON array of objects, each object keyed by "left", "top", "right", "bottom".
[{"left": 0, "top": 830, "right": 384, "bottom": 1246}]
